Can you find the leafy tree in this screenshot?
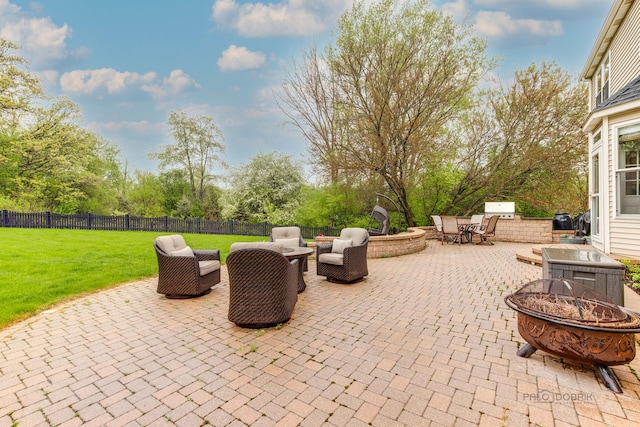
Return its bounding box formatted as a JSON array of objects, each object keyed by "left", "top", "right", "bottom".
[
  {"left": 0, "top": 39, "right": 42, "bottom": 129},
  {"left": 150, "top": 110, "right": 227, "bottom": 204},
  {"left": 444, "top": 62, "right": 588, "bottom": 216},
  {"left": 223, "top": 152, "right": 304, "bottom": 224},
  {"left": 2, "top": 97, "right": 121, "bottom": 213},
  {"left": 173, "top": 194, "right": 196, "bottom": 219},
  {"left": 280, "top": 0, "right": 494, "bottom": 226},
  {"left": 156, "top": 169, "right": 191, "bottom": 215},
  {"left": 295, "top": 183, "right": 367, "bottom": 228},
  {"left": 200, "top": 185, "right": 223, "bottom": 220},
  {"left": 127, "top": 171, "right": 165, "bottom": 217},
  {"left": 0, "top": 39, "right": 122, "bottom": 213}
]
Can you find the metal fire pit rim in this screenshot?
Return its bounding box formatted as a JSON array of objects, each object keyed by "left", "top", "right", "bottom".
[{"left": 504, "top": 296, "right": 640, "bottom": 333}]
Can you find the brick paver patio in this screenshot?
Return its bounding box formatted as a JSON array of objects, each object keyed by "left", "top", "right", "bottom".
[{"left": 2, "top": 242, "right": 640, "bottom": 426}]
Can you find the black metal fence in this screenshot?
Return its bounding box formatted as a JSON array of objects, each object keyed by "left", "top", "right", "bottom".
[{"left": 0, "top": 210, "right": 341, "bottom": 239}]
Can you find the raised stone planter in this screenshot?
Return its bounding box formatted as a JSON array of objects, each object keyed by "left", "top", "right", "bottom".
[{"left": 314, "top": 227, "right": 426, "bottom": 258}]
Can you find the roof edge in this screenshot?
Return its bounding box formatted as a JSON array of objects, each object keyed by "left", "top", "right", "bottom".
[
  {"left": 583, "top": 98, "right": 640, "bottom": 133},
  {"left": 580, "top": 0, "right": 630, "bottom": 80}
]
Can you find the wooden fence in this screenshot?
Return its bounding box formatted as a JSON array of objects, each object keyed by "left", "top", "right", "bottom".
[{"left": 0, "top": 210, "right": 341, "bottom": 239}]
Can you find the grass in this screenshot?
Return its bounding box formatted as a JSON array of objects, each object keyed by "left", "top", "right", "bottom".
[{"left": 0, "top": 228, "right": 267, "bottom": 329}]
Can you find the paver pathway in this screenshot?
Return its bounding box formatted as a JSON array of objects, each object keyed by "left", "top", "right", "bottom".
[{"left": 1, "top": 242, "right": 640, "bottom": 426}]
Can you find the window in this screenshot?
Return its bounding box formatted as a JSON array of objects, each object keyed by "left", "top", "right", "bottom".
[
  {"left": 591, "top": 132, "right": 601, "bottom": 236},
  {"left": 616, "top": 123, "right": 640, "bottom": 215},
  {"left": 595, "top": 52, "right": 610, "bottom": 106}
]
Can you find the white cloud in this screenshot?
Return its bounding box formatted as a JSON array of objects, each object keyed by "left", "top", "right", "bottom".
[
  {"left": 59, "top": 68, "right": 157, "bottom": 95},
  {"left": 142, "top": 70, "right": 201, "bottom": 100},
  {"left": 474, "top": 11, "right": 562, "bottom": 38},
  {"left": 471, "top": 0, "right": 609, "bottom": 12},
  {"left": 87, "top": 120, "right": 164, "bottom": 136},
  {"left": 217, "top": 45, "right": 267, "bottom": 72},
  {"left": 0, "top": 0, "right": 89, "bottom": 66},
  {"left": 212, "top": 0, "right": 351, "bottom": 37},
  {"left": 36, "top": 69, "right": 59, "bottom": 86},
  {"left": 212, "top": 0, "right": 238, "bottom": 23},
  {"left": 441, "top": 0, "right": 470, "bottom": 20},
  {"left": 59, "top": 68, "right": 199, "bottom": 100}
]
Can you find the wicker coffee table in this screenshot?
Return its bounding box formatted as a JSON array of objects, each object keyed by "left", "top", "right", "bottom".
[{"left": 283, "top": 247, "right": 314, "bottom": 292}]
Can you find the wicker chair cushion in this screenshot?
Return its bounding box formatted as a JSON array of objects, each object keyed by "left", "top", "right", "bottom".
[
  {"left": 275, "top": 237, "right": 300, "bottom": 249},
  {"left": 271, "top": 226, "right": 301, "bottom": 239},
  {"left": 199, "top": 260, "right": 221, "bottom": 276},
  {"left": 331, "top": 238, "right": 352, "bottom": 254},
  {"left": 318, "top": 253, "right": 343, "bottom": 266},
  {"left": 340, "top": 228, "right": 368, "bottom": 246},
  {"left": 155, "top": 234, "right": 188, "bottom": 254},
  {"left": 230, "top": 242, "right": 284, "bottom": 253},
  {"left": 172, "top": 246, "right": 194, "bottom": 257}
]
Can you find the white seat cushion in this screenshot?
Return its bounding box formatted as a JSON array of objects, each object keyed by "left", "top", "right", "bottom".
[
  {"left": 199, "top": 260, "right": 221, "bottom": 276},
  {"left": 318, "top": 253, "right": 344, "bottom": 266}
]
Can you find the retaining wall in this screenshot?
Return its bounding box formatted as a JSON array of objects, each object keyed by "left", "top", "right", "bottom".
[{"left": 314, "top": 227, "right": 427, "bottom": 259}]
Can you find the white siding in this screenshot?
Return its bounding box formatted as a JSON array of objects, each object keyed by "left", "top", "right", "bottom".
[
  {"left": 609, "top": 0, "right": 640, "bottom": 94},
  {"left": 610, "top": 218, "right": 640, "bottom": 257},
  {"left": 607, "top": 111, "right": 640, "bottom": 258}
]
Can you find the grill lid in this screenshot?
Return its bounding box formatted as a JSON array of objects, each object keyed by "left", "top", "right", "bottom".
[{"left": 505, "top": 278, "right": 635, "bottom": 326}]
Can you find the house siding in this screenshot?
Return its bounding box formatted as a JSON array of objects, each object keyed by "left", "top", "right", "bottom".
[
  {"left": 610, "top": 218, "right": 640, "bottom": 257},
  {"left": 590, "top": 1, "right": 640, "bottom": 110},
  {"left": 606, "top": 110, "right": 640, "bottom": 257},
  {"left": 609, "top": 0, "right": 640, "bottom": 95}
]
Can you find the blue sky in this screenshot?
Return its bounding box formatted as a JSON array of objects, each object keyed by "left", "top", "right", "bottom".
[{"left": 0, "top": 0, "right": 614, "bottom": 178}]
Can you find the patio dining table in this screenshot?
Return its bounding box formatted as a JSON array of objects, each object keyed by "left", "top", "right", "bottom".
[{"left": 457, "top": 222, "right": 477, "bottom": 243}]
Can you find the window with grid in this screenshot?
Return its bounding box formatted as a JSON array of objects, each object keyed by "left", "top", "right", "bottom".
[{"left": 617, "top": 123, "right": 640, "bottom": 215}]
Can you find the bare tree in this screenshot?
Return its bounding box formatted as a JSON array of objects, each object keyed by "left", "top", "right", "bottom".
[
  {"left": 279, "top": 0, "right": 493, "bottom": 226},
  {"left": 279, "top": 47, "right": 347, "bottom": 183}
]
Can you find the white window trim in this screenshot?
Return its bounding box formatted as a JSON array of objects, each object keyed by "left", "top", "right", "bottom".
[{"left": 613, "top": 119, "right": 640, "bottom": 218}]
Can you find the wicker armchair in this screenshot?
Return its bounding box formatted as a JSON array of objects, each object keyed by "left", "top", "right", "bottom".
[
  {"left": 316, "top": 228, "right": 369, "bottom": 283},
  {"left": 269, "top": 226, "right": 308, "bottom": 272},
  {"left": 227, "top": 242, "right": 298, "bottom": 328},
  {"left": 154, "top": 235, "right": 221, "bottom": 298}
]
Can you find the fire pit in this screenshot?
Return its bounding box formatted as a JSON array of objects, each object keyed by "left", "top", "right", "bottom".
[{"left": 505, "top": 278, "right": 640, "bottom": 393}]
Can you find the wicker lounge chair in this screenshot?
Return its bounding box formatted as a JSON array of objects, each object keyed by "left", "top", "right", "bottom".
[
  {"left": 154, "top": 234, "right": 221, "bottom": 298},
  {"left": 472, "top": 215, "right": 499, "bottom": 245},
  {"left": 227, "top": 242, "right": 298, "bottom": 328},
  {"left": 269, "top": 226, "right": 308, "bottom": 272},
  {"left": 316, "top": 228, "right": 369, "bottom": 283}
]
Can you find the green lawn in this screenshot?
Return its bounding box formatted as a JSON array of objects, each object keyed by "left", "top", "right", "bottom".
[{"left": 0, "top": 228, "right": 266, "bottom": 329}]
